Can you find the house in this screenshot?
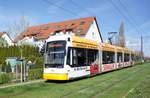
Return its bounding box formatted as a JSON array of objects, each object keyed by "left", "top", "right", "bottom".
[
  {"left": 14, "top": 17, "right": 103, "bottom": 47},
  {"left": 0, "top": 32, "right": 13, "bottom": 46}
]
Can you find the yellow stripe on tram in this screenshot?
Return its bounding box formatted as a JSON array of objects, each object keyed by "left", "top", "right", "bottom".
[{"left": 43, "top": 73, "right": 69, "bottom": 80}]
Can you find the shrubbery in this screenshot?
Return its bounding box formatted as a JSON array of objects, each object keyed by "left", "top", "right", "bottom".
[
  {"left": 0, "top": 73, "right": 13, "bottom": 84},
  {"left": 0, "top": 45, "right": 41, "bottom": 58},
  {"left": 0, "top": 45, "right": 44, "bottom": 83},
  {"left": 0, "top": 45, "right": 44, "bottom": 69},
  {"left": 28, "top": 68, "right": 43, "bottom": 80}
]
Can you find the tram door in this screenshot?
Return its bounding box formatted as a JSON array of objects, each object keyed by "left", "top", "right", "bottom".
[
  {"left": 67, "top": 48, "right": 90, "bottom": 78},
  {"left": 89, "top": 50, "right": 99, "bottom": 75}
]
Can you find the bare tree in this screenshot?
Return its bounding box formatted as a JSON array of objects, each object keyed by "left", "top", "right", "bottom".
[
  {"left": 118, "top": 21, "right": 125, "bottom": 47},
  {"left": 6, "top": 16, "right": 29, "bottom": 82},
  {"left": 7, "top": 16, "right": 30, "bottom": 40}
]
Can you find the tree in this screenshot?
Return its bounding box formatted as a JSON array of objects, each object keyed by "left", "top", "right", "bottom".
[
  {"left": 7, "top": 15, "right": 30, "bottom": 39},
  {"left": 0, "top": 37, "right": 8, "bottom": 47},
  {"left": 1, "top": 61, "right": 7, "bottom": 72},
  {"left": 118, "top": 21, "right": 125, "bottom": 47},
  {"left": 6, "top": 62, "right": 12, "bottom": 73}
]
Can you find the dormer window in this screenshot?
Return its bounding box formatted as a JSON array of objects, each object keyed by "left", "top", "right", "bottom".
[
  {"left": 53, "top": 30, "right": 62, "bottom": 35},
  {"left": 92, "top": 32, "right": 95, "bottom": 38},
  {"left": 71, "top": 23, "right": 75, "bottom": 26},
  {"left": 76, "top": 28, "right": 83, "bottom": 36},
  {"left": 66, "top": 29, "right": 72, "bottom": 32},
  {"left": 55, "top": 25, "right": 61, "bottom": 29},
  {"left": 41, "top": 26, "right": 49, "bottom": 30},
  {"left": 66, "top": 29, "right": 72, "bottom": 34},
  {"left": 80, "top": 21, "right": 85, "bottom": 25}
]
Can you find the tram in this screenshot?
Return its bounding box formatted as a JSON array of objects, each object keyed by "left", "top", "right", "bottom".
[{"left": 42, "top": 34, "right": 139, "bottom": 80}]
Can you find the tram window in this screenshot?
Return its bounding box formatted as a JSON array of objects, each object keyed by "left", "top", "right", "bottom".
[
  {"left": 72, "top": 49, "right": 78, "bottom": 67},
  {"left": 76, "top": 48, "right": 86, "bottom": 66},
  {"left": 71, "top": 48, "right": 86, "bottom": 67},
  {"left": 87, "top": 50, "right": 98, "bottom": 65},
  {"left": 131, "top": 54, "right": 134, "bottom": 61},
  {"left": 124, "top": 53, "right": 129, "bottom": 62},
  {"left": 68, "top": 48, "right": 98, "bottom": 67},
  {"left": 102, "top": 51, "right": 115, "bottom": 64},
  {"left": 67, "top": 48, "right": 70, "bottom": 65},
  {"left": 117, "top": 52, "right": 123, "bottom": 63}
]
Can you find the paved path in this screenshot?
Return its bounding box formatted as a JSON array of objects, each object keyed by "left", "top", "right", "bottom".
[{"left": 0, "top": 79, "right": 45, "bottom": 89}]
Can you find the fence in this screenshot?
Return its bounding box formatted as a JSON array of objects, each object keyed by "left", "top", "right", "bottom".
[{"left": 0, "top": 45, "right": 44, "bottom": 84}]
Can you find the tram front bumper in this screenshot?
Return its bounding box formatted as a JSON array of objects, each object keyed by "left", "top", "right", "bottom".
[{"left": 43, "top": 73, "right": 69, "bottom": 80}]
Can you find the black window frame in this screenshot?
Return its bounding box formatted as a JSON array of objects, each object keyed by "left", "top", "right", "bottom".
[
  {"left": 66, "top": 47, "right": 98, "bottom": 67},
  {"left": 117, "top": 52, "right": 123, "bottom": 63},
  {"left": 102, "top": 51, "right": 115, "bottom": 64},
  {"left": 124, "top": 53, "right": 130, "bottom": 62}
]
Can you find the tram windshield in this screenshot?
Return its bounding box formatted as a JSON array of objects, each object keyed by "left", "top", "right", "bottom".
[{"left": 44, "top": 41, "right": 66, "bottom": 68}]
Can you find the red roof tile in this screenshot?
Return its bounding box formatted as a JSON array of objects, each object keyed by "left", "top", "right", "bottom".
[
  {"left": 14, "top": 17, "right": 95, "bottom": 42},
  {"left": 0, "top": 32, "right": 5, "bottom": 37}
]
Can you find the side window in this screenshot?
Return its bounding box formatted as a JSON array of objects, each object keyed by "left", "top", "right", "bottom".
[
  {"left": 87, "top": 49, "right": 98, "bottom": 65},
  {"left": 71, "top": 48, "right": 86, "bottom": 67},
  {"left": 73, "top": 49, "right": 77, "bottom": 67},
  {"left": 103, "top": 51, "right": 115, "bottom": 64},
  {"left": 76, "top": 48, "right": 86, "bottom": 66},
  {"left": 69, "top": 48, "right": 98, "bottom": 67},
  {"left": 117, "top": 52, "right": 123, "bottom": 63},
  {"left": 124, "top": 53, "right": 129, "bottom": 62},
  {"left": 67, "top": 48, "right": 70, "bottom": 65},
  {"left": 102, "top": 51, "right": 107, "bottom": 64}
]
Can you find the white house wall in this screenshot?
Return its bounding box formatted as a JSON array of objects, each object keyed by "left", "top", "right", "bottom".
[
  {"left": 2, "top": 34, "right": 13, "bottom": 46},
  {"left": 85, "top": 20, "right": 102, "bottom": 43},
  {"left": 18, "top": 37, "right": 44, "bottom": 50}
]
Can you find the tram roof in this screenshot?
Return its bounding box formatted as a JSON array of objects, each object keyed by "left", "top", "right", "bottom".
[
  {"left": 102, "top": 43, "right": 131, "bottom": 53},
  {"left": 71, "top": 36, "right": 132, "bottom": 53}
]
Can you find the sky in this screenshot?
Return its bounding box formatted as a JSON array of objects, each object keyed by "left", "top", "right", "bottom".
[{"left": 0, "top": 0, "right": 150, "bottom": 56}]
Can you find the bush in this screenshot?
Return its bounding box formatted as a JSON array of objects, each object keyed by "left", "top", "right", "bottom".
[
  {"left": 28, "top": 68, "right": 43, "bottom": 80},
  {"left": 0, "top": 73, "right": 13, "bottom": 84}
]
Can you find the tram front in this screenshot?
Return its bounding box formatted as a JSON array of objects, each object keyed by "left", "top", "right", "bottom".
[{"left": 43, "top": 36, "right": 69, "bottom": 80}]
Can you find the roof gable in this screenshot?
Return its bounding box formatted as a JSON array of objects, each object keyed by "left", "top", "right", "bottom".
[{"left": 14, "top": 17, "right": 95, "bottom": 42}]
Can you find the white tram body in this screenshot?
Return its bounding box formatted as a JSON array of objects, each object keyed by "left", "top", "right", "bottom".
[{"left": 43, "top": 34, "right": 137, "bottom": 80}]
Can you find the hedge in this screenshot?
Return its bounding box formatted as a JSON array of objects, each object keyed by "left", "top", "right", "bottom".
[
  {"left": 0, "top": 73, "right": 13, "bottom": 84},
  {"left": 0, "top": 45, "right": 41, "bottom": 58},
  {"left": 0, "top": 45, "right": 44, "bottom": 69},
  {"left": 28, "top": 68, "right": 43, "bottom": 80}
]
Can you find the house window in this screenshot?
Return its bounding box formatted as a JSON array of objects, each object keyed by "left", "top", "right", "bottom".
[{"left": 92, "top": 32, "right": 95, "bottom": 38}]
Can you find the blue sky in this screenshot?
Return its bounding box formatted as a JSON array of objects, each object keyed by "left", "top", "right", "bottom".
[{"left": 0, "top": 0, "right": 150, "bottom": 56}]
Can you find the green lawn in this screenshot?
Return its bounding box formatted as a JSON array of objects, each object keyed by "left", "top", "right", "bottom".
[{"left": 0, "top": 63, "right": 150, "bottom": 98}]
